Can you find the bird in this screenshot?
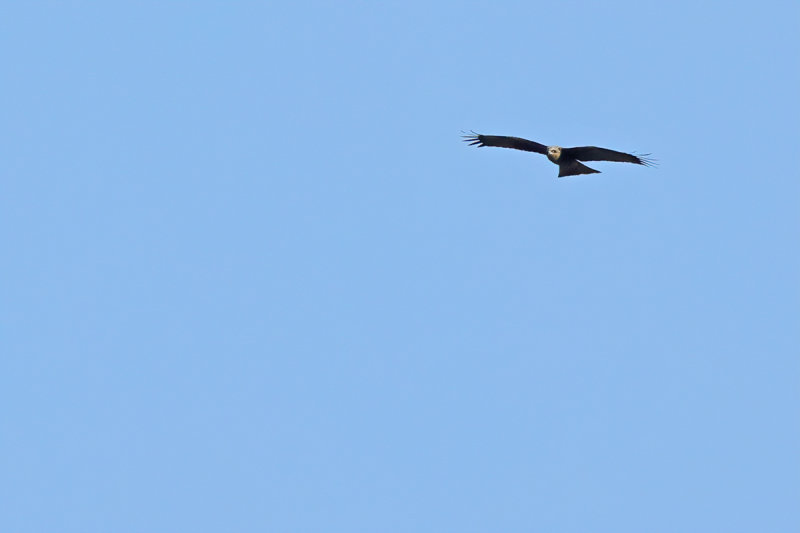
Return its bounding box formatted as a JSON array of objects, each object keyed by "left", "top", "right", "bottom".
[{"left": 462, "top": 132, "right": 655, "bottom": 177}]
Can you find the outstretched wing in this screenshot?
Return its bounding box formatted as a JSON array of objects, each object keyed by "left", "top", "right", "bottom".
[
  {"left": 462, "top": 132, "right": 547, "bottom": 155},
  {"left": 561, "top": 146, "right": 656, "bottom": 167}
]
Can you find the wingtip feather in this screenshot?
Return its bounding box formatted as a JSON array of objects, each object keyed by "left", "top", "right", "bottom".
[
  {"left": 636, "top": 153, "right": 658, "bottom": 167},
  {"left": 461, "top": 130, "right": 483, "bottom": 146}
]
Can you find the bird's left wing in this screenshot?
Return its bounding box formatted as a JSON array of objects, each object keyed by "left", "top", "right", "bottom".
[
  {"left": 562, "top": 146, "right": 655, "bottom": 166},
  {"left": 463, "top": 133, "right": 547, "bottom": 155}
]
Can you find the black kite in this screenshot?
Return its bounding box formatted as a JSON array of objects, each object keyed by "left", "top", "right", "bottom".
[{"left": 463, "top": 132, "right": 655, "bottom": 177}]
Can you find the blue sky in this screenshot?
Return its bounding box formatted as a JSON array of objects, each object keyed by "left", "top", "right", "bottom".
[{"left": 2, "top": 2, "right": 798, "bottom": 532}]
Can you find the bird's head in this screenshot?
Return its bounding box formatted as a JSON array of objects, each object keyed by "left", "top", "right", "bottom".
[{"left": 547, "top": 146, "right": 562, "bottom": 162}]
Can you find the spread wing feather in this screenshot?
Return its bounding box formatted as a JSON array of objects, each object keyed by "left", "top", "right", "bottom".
[
  {"left": 462, "top": 132, "right": 547, "bottom": 155},
  {"left": 561, "top": 146, "right": 656, "bottom": 167}
]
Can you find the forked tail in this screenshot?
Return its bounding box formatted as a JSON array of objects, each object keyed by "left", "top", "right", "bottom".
[{"left": 558, "top": 160, "right": 601, "bottom": 177}]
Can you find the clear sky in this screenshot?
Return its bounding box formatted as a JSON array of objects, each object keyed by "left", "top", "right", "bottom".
[{"left": 2, "top": 2, "right": 798, "bottom": 532}]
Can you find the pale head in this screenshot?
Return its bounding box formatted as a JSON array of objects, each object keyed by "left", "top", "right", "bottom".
[{"left": 547, "top": 145, "right": 562, "bottom": 163}]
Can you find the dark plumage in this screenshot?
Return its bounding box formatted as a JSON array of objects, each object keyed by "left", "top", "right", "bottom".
[{"left": 463, "top": 132, "right": 655, "bottom": 177}]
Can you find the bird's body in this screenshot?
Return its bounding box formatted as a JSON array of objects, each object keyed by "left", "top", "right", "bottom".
[{"left": 463, "top": 133, "right": 655, "bottom": 177}]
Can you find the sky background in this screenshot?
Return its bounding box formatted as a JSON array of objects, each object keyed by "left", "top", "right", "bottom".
[{"left": 1, "top": 2, "right": 799, "bottom": 532}]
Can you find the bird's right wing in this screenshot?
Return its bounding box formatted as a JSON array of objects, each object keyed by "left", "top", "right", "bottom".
[{"left": 462, "top": 132, "right": 547, "bottom": 155}]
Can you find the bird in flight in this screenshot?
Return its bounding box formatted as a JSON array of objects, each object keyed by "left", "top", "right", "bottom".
[{"left": 463, "top": 132, "right": 655, "bottom": 177}]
